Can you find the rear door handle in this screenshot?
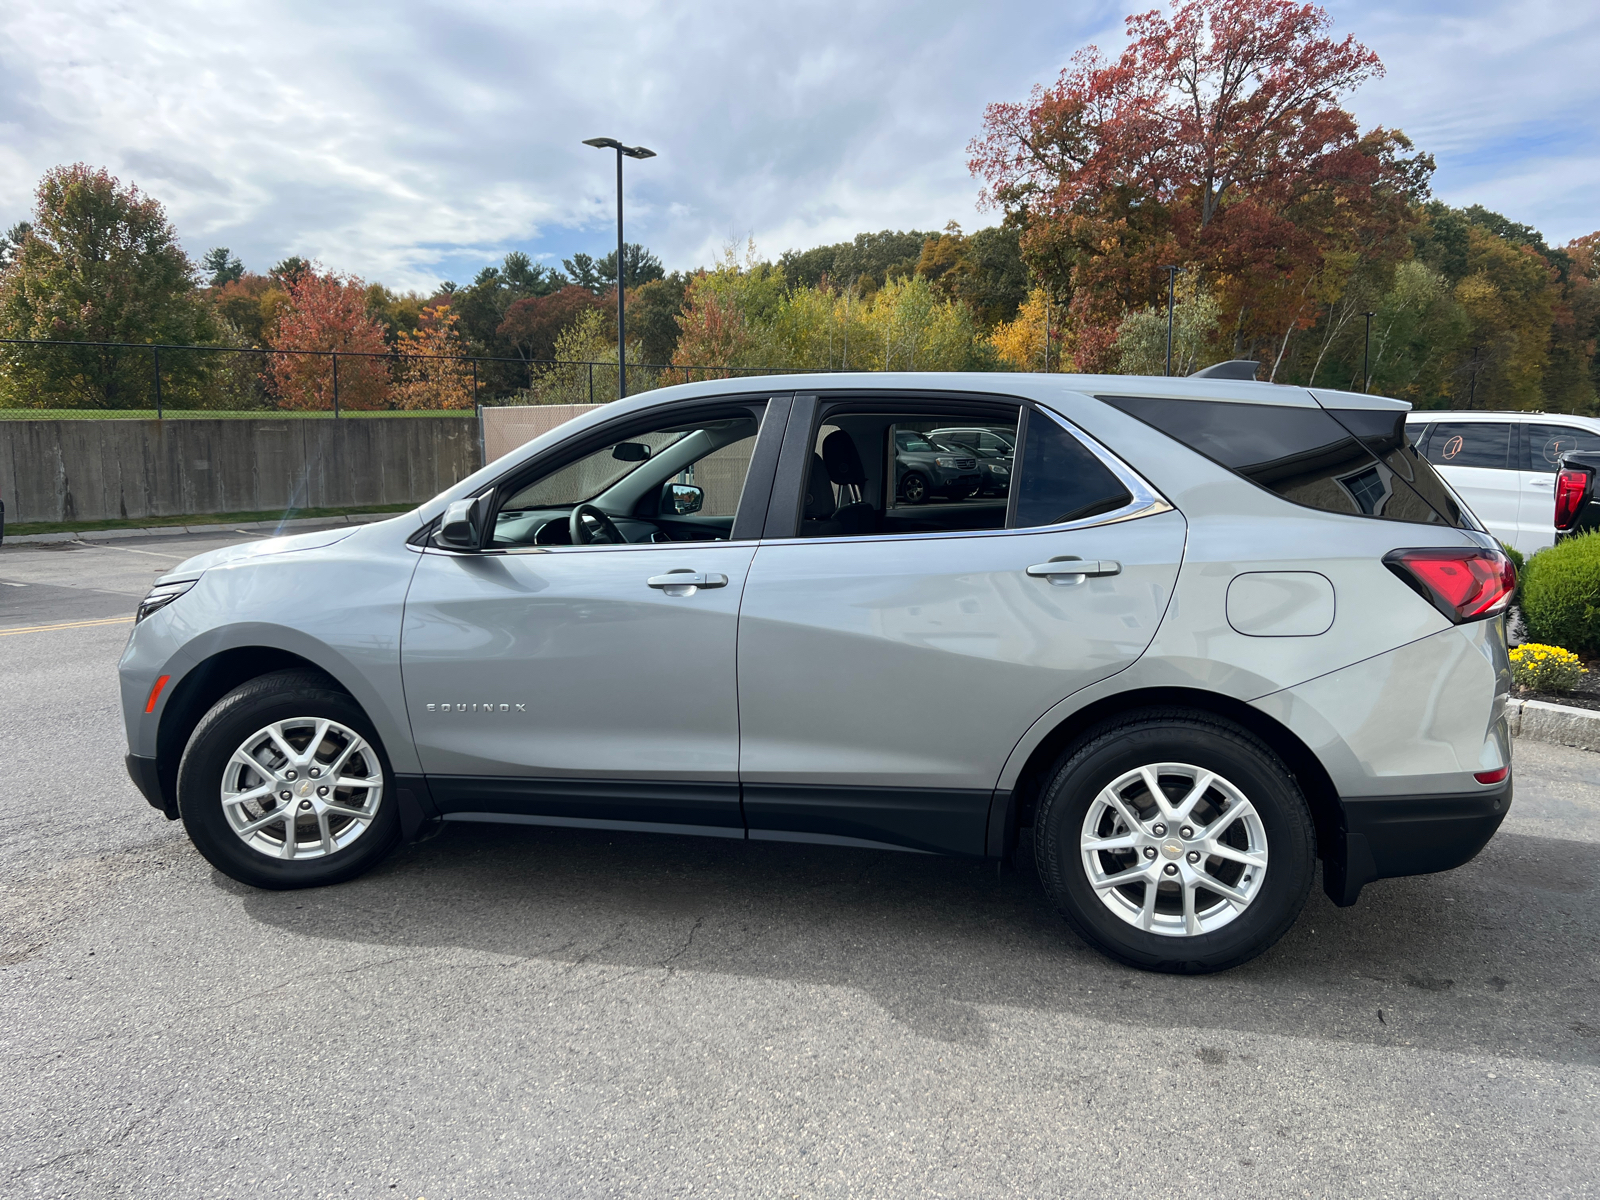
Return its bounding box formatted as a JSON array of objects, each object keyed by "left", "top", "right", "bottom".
[
  {"left": 1026, "top": 559, "right": 1121, "bottom": 581},
  {"left": 647, "top": 570, "right": 729, "bottom": 593}
]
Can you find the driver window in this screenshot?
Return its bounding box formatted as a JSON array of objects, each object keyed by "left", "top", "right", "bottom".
[{"left": 492, "top": 409, "right": 763, "bottom": 548}]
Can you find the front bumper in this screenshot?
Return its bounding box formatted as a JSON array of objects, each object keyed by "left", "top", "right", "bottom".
[
  {"left": 1323, "top": 778, "right": 1511, "bottom": 906},
  {"left": 126, "top": 753, "right": 173, "bottom": 817}
]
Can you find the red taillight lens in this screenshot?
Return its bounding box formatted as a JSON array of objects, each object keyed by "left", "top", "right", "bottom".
[
  {"left": 1555, "top": 468, "right": 1589, "bottom": 530},
  {"left": 1474, "top": 766, "right": 1509, "bottom": 785},
  {"left": 1383, "top": 547, "right": 1516, "bottom": 623}
]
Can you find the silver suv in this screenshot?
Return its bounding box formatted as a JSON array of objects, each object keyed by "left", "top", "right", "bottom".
[{"left": 120, "top": 374, "right": 1515, "bottom": 973}]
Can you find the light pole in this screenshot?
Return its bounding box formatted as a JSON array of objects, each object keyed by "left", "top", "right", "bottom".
[
  {"left": 1360, "top": 310, "right": 1376, "bottom": 393},
  {"left": 1161, "top": 265, "right": 1182, "bottom": 376},
  {"left": 583, "top": 137, "right": 656, "bottom": 399}
]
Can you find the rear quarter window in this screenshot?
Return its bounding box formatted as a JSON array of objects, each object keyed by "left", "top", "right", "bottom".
[{"left": 1100, "top": 394, "right": 1462, "bottom": 528}]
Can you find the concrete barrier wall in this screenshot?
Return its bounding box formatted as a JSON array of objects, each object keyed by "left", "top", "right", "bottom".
[{"left": 0, "top": 416, "right": 483, "bottom": 524}]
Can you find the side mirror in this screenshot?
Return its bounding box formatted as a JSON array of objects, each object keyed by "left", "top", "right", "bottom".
[
  {"left": 613, "top": 442, "right": 652, "bottom": 462},
  {"left": 661, "top": 482, "right": 704, "bottom": 516},
  {"left": 437, "top": 496, "right": 484, "bottom": 549}
]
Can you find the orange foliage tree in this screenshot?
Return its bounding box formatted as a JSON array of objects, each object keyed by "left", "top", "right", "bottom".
[
  {"left": 394, "top": 303, "right": 474, "bottom": 409},
  {"left": 969, "top": 0, "right": 1429, "bottom": 369},
  {"left": 267, "top": 268, "right": 391, "bottom": 410}
]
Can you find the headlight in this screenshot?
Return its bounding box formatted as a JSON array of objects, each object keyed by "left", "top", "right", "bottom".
[
  {"left": 935, "top": 456, "right": 961, "bottom": 468},
  {"left": 991, "top": 466, "right": 1009, "bottom": 476},
  {"left": 136, "top": 579, "right": 198, "bottom": 623}
]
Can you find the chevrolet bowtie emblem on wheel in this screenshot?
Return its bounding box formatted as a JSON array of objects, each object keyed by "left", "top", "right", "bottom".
[{"left": 425, "top": 702, "right": 527, "bottom": 713}]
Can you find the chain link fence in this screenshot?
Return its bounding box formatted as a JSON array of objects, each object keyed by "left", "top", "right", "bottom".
[{"left": 0, "top": 338, "right": 813, "bottom": 418}]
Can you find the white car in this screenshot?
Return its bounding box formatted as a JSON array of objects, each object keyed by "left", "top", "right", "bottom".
[{"left": 1405, "top": 411, "right": 1600, "bottom": 554}]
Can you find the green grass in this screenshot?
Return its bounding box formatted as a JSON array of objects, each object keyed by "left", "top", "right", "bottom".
[
  {"left": 0, "top": 408, "right": 476, "bottom": 420},
  {"left": 5, "top": 502, "right": 418, "bottom": 537}
]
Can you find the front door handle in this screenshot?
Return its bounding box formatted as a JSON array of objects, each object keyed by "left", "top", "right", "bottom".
[
  {"left": 647, "top": 570, "right": 729, "bottom": 595},
  {"left": 1026, "top": 559, "right": 1121, "bottom": 582}
]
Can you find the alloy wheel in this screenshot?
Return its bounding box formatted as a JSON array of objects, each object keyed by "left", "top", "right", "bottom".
[
  {"left": 1079, "top": 762, "right": 1268, "bottom": 937},
  {"left": 220, "top": 718, "right": 384, "bottom": 860}
]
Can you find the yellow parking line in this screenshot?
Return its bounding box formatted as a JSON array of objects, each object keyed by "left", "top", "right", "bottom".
[{"left": 0, "top": 615, "right": 134, "bottom": 637}]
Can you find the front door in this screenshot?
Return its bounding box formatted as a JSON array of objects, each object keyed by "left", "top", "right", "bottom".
[
  {"left": 735, "top": 397, "right": 1186, "bottom": 856},
  {"left": 401, "top": 399, "right": 780, "bottom": 833}
]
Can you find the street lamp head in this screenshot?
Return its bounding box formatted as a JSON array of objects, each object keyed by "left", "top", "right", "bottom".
[{"left": 583, "top": 138, "right": 656, "bottom": 160}]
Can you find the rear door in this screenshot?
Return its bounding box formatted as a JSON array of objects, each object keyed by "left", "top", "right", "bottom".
[
  {"left": 1517, "top": 421, "right": 1600, "bottom": 552},
  {"left": 1419, "top": 420, "right": 1516, "bottom": 545},
  {"left": 734, "top": 394, "right": 1185, "bottom": 856}
]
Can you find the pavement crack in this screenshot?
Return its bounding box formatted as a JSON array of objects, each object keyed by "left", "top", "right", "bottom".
[{"left": 658, "top": 916, "right": 705, "bottom": 976}]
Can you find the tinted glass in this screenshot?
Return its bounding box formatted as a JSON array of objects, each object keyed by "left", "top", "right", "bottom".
[
  {"left": 1101, "top": 395, "right": 1452, "bottom": 526},
  {"left": 1326, "top": 408, "right": 1469, "bottom": 528},
  {"left": 1522, "top": 423, "right": 1600, "bottom": 472},
  {"left": 1012, "top": 412, "right": 1130, "bottom": 528},
  {"left": 1424, "top": 421, "right": 1510, "bottom": 469}
]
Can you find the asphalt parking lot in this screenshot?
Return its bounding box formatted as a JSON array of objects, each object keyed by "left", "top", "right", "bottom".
[{"left": 2, "top": 528, "right": 1597, "bottom": 1199}]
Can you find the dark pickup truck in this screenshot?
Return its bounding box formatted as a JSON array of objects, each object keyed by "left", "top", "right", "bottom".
[{"left": 1555, "top": 451, "right": 1600, "bottom": 541}]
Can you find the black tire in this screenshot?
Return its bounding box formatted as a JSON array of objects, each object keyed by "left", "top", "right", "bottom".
[
  {"left": 1033, "top": 708, "right": 1315, "bottom": 973},
  {"left": 900, "top": 472, "right": 929, "bottom": 504},
  {"left": 177, "top": 669, "right": 400, "bottom": 890}
]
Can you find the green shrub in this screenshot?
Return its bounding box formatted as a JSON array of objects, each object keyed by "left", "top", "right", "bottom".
[
  {"left": 1520, "top": 532, "right": 1600, "bottom": 659},
  {"left": 1502, "top": 542, "right": 1526, "bottom": 608},
  {"left": 1509, "top": 643, "right": 1587, "bottom": 694}
]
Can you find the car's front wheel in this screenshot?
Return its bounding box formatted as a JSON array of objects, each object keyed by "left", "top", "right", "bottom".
[
  {"left": 1034, "top": 709, "right": 1315, "bottom": 973},
  {"left": 177, "top": 669, "right": 400, "bottom": 889},
  {"left": 900, "top": 472, "right": 929, "bottom": 504}
]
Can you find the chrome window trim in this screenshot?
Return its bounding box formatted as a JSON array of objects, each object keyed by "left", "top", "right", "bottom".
[{"left": 768, "top": 403, "right": 1173, "bottom": 549}]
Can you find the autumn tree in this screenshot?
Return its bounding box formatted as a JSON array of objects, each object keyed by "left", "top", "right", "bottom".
[
  {"left": 394, "top": 304, "right": 474, "bottom": 409},
  {"left": 970, "top": 0, "right": 1427, "bottom": 370},
  {"left": 0, "top": 164, "right": 215, "bottom": 408},
  {"left": 267, "top": 268, "right": 390, "bottom": 410},
  {"left": 498, "top": 285, "right": 606, "bottom": 363}
]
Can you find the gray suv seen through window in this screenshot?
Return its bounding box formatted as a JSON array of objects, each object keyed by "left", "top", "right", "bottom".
[{"left": 121, "top": 376, "right": 1515, "bottom": 974}]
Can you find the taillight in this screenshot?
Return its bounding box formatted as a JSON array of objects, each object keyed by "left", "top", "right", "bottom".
[
  {"left": 1383, "top": 546, "right": 1516, "bottom": 623},
  {"left": 1555, "top": 468, "right": 1590, "bottom": 530}
]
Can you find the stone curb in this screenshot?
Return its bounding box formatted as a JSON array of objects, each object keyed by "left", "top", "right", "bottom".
[
  {"left": 1508, "top": 697, "right": 1600, "bottom": 753},
  {"left": 1, "top": 512, "right": 408, "bottom": 547}
]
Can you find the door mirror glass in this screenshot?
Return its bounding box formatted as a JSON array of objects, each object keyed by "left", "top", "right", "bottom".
[
  {"left": 612, "top": 441, "right": 652, "bottom": 462},
  {"left": 437, "top": 497, "right": 482, "bottom": 549},
  {"left": 661, "top": 482, "right": 705, "bottom": 516}
]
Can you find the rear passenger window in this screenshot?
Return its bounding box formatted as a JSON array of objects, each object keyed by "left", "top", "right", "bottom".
[
  {"left": 1522, "top": 423, "right": 1600, "bottom": 472},
  {"left": 1100, "top": 395, "right": 1457, "bottom": 527},
  {"left": 1012, "top": 410, "right": 1131, "bottom": 528},
  {"left": 1424, "top": 422, "right": 1510, "bottom": 469}
]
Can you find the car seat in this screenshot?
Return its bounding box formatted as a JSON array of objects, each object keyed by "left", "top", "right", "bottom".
[{"left": 821, "top": 431, "right": 879, "bottom": 536}]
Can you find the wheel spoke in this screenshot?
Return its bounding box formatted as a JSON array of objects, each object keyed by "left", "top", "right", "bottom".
[
  {"left": 318, "top": 812, "right": 334, "bottom": 856},
  {"left": 267, "top": 725, "right": 301, "bottom": 768},
  {"left": 1093, "top": 862, "right": 1155, "bottom": 891},
  {"left": 234, "top": 749, "right": 279, "bottom": 784},
  {"left": 280, "top": 815, "right": 297, "bottom": 859},
  {"left": 223, "top": 782, "right": 275, "bottom": 808},
  {"left": 1173, "top": 771, "right": 1214, "bottom": 821},
  {"left": 324, "top": 802, "right": 373, "bottom": 821},
  {"left": 1098, "top": 786, "right": 1146, "bottom": 836},
  {"left": 1140, "top": 766, "right": 1174, "bottom": 819},
  {"left": 1138, "top": 879, "right": 1159, "bottom": 930},
  {"left": 1199, "top": 875, "right": 1251, "bottom": 907},
  {"left": 1205, "top": 842, "right": 1268, "bottom": 870},
  {"left": 238, "top": 808, "right": 286, "bottom": 834},
  {"left": 1182, "top": 877, "right": 1201, "bottom": 935},
  {"left": 324, "top": 736, "right": 365, "bottom": 780},
  {"left": 1083, "top": 831, "right": 1139, "bottom": 853},
  {"left": 1206, "top": 796, "right": 1260, "bottom": 838}
]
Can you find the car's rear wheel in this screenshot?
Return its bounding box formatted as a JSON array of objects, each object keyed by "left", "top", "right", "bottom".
[
  {"left": 1034, "top": 709, "right": 1314, "bottom": 973},
  {"left": 177, "top": 669, "right": 400, "bottom": 889}
]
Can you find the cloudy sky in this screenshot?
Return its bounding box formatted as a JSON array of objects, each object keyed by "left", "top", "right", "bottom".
[{"left": 1, "top": 0, "right": 1594, "bottom": 292}]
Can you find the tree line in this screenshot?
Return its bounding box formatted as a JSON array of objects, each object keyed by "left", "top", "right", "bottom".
[{"left": 0, "top": 0, "right": 1594, "bottom": 413}]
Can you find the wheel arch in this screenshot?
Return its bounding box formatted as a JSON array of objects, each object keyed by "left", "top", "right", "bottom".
[
  {"left": 999, "top": 687, "right": 1339, "bottom": 868},
  {"left": 152, "top": 647, "right": 345, "bottom": 818}
]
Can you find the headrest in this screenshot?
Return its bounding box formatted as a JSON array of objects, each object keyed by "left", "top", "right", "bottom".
[
  {"left": 822, "top": 430, "right": 867, "bottom": 487},
  {"left": 803, "top": 453, "right": 836, "bottom": 519}
]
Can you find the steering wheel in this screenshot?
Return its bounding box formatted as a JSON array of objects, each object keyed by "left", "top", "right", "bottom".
[{"left": 570, "top": 502, "right": 625, "bottom": 545}]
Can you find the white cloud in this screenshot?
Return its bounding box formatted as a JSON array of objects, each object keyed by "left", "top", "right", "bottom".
[{"left": 1, "top": 0, "right": 1592, "bottom": 294}]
